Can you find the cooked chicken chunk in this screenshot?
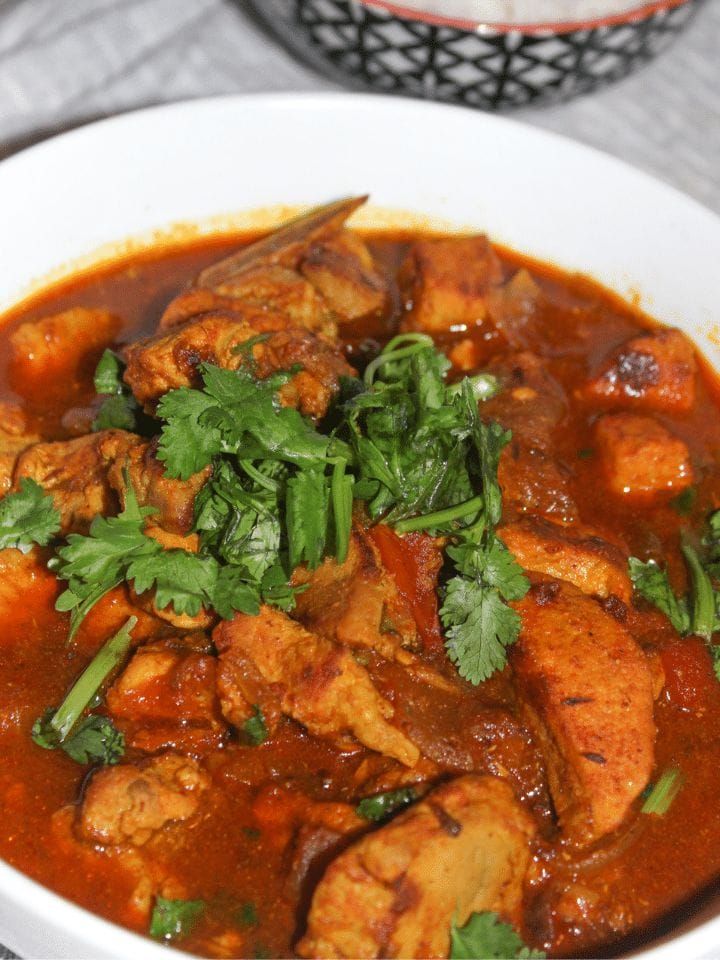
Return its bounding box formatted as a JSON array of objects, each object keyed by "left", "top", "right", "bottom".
[
  {"left": 297, "top": 775, "right": 535, "bottom": 959},
  {"left": 107, "top": 640, "right": 225, "bottom": 752},
  {"left": 215, "top": 606, "right": 419, "bottom": 767},
  {"left": 13, "top": 429, "right": 138, "bottom": 534},
  {"left": 9, "top": 307, "right": 121, "bottom": 388},
  {"left": 0, "top": 402, "right": 40, "bottom": 493},
  {"left": 486, "top": 268, "right": 543, "bottom": 348},
  {"left": 400, "top": 235, "right": 503, "bottom": 333},
  {"left": 583, "top": 329, "right": 696, "bottom": 413},
  {"left": 123, "top": 310, "right": 353, "bottom": 417},
  {"left": 78, "top": 752, "right": 210, "bottom": 847},
  {"left": 484, "top": 352, "right": 577, "bottom": 522},
  {"left": 0, "top": 548, "right": 58, "bottom": 629},
  {"left": 292, "top": 524, "right": 418, "bottom": 661},
  {"left": 300, "top": 231, "right": 387, "bottom": 322},
  {"left": 512, "top": 581, "right": 656, "bottom": 845},
  {"left": 595, "top": 412, "right": 693, "bottom": 496},
  {"left": 499, "top": 518, "right": 631, "bottom": 602},
  {"left": 104, "top": 435, "right": 210, "bottom": 535}
]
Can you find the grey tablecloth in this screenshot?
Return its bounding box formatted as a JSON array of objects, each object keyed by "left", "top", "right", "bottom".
[{"left": 0, "top": 2, "right": 718, "bottom": 958}]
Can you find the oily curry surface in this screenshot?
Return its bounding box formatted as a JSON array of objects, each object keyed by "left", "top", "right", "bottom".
[{"left": 1, "top": 203, "right": 720, "bottom": 959}]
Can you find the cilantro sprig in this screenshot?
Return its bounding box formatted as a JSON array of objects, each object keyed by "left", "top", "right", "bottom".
[
  {"left": 31, "top": 616, "right": 135, "bottom": 765},
  {"left": 0, "top": 477, "right": 61, "bottom": 552},
  {"left": 629, "top": 511, "right": 720, "bottom": 677},
  {"left": 51, "top": 473, "right": 259, "bottom": 638}
]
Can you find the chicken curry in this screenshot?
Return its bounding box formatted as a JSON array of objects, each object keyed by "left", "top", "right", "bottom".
[{"left": 1, "top": 197, "right": 720, "bottom": 958}]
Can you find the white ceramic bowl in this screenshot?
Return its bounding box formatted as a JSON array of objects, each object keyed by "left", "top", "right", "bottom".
[{"left": 0, "top": 92, "right": 719, "bottom": 960}]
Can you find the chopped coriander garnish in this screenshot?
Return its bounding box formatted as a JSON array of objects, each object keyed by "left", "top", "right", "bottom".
[
  {"left": 150, "top": 896, "right": 205, "bottom": 941},
  {"left": 671, "top": 486, "right": 697, "bottom": 517},
  {"left": 356, "top": 786, "right": 417, "bottom": 821},
  {"left": 92, "top": 349, "right": 141, "bottom": 432},
  {"left": 0, "top": 477, "right": 61, "bottom": 552},
  {"left": 577, "top": 447, "right": 594, "bottom": 460},
  {"left": 51, "top": 472, "right": 259, "bottom": 637},
  {"left": 450, "top": 911, "right": 545, "bottom": 959},
  {"left": 31, "top": 617, "right": 135, "bottom": 764},
  {"left": 237, "top": 901, "right": 259, "bottom": 927},
  {"left": 642, "top": 767, "right": 684, "bottom": 816},
  {"left": 628, "top": 557, "right": 690, "bottom": 635},
  {"left": 243, "top": 705, "right": 268, "bottom": 745},
  {"left": 32, "top": 712, "right": 125, "bottom": 766}
]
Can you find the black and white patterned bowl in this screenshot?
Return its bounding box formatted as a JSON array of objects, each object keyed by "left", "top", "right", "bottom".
[{"left": 248, "top": 0, "right": 702, "bottom": 109}]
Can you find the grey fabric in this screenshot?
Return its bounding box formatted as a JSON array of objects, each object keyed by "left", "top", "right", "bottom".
[
  {"left": 0, "top": 1, "right": 717, "bottom": 957},
  {"left": 0, "top": 0, "right": 718, "bottom": 209}
]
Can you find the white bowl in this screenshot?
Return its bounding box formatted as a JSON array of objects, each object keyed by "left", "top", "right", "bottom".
[{"left": 0, "top": 92, "right": 719, "bottom": 960}]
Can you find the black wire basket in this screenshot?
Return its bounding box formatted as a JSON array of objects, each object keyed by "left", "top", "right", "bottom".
[{"left": 248, "top": 0, "right": 702, "bottom": 110}]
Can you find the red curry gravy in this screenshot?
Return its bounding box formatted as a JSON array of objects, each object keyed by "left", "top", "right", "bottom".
[{"left": 0, "top": 231, "right": 719, "bottom": 958}]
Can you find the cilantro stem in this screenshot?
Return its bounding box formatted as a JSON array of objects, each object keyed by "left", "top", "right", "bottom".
[
  {"left": 50, "top": 617, "right": 137, "bottom": 740},
  {"left": 641, "top": 767, "right": 684, "bottom": 815},
  {"left": 393, "top": 495, "right": 484, "bottom": 534},
  {"left": 331, "top": 458, "right": 353, "bottom": 564},
  {"left": 682, "top": 542, "right": 715, "bottom": 641},
  {"left": 238, "top": 460, "right": 280, "bottom": 493},
  {"left": 363, "top": 334, "right": 434, "bottom": 387}
]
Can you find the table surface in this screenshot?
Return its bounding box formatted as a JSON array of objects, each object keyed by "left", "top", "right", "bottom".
[{"left": 0, "top": 1, "right": 718, "bottom": 957}]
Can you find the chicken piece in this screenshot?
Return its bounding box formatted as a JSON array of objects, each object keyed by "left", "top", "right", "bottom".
[
  {"left": 400, "top": 235, "right": 503, "bottom": 333},
  {"left": 595, "top": 412, "right": 693, "bottom": 497},
  {"left": 215, "top": 606, "right": 419, "bottom": 767},
  {"left": 103, "top": 435, "right": 210, "bottom": 536},
  {"left": 13, "top": 429, "right": 138, "bottom": 534},
  {"left": 106, "top": 640, "right": 226, "bottom": 751},
  {"left": 292, "top": 524, "right": 418, "bottom": 661},
  {"left": 123, "top": 310, "right": 353, "bottom": 418},
  {"left": 160, "top": 268, "right": 337, "bottom": 339},
  {"left": 499, "top": 518, "right": 631, "bottom": 602},
  {"left": 484, "top": 352, "right": 577, "bottom": 523},
  {"left": 583, "top": 329, "right": 696, "bottom": 413},
  {"left": 78, "top": 752, "right": 210, "bottom": 847},
  {"left": 0, "top": 548, "right": 58, "bottom": 632},
  {"left": 485, "top": 268, "right": 542, "bottom": 348},
  {"left": 196, "top": 196, "right": 367, "bottom": 288},
  {"left": 512, "top": 580, "right": 656, "bottom": 845},
  {"left": 297, "top": 775, "right": 535, "bottom": 959},
  {"left": 9, "top": 307, "right": 121, "bottom": 389},
  {"left": 0, "top": 402, "right": 41, "bottom": 493},
  {"left": 300, "top": 231, "right": 387, "bottom": 322}
]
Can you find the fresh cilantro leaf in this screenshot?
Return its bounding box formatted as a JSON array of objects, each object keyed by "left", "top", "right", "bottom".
[
  {"left": 156, "top": 387, "right": 222, "bottom": 479},
  {"left": 442, "top": 577, "right": 523, "bottom": 684},
  {"left": 628, "top": 557, "right": 691, "bottom": 634},
  {"left": 449, "top": 534, "right": 529, "bottom": 602},
  {"left": 237, "top": 902, "right": 258, "bottom": 927},
  {"left": 150, "top": 897, "right": 205, "bottom": 941},
  {"left": 670, "top": 486, "right": 697, "bottom": 517},
  {"left": 355, "top": 787, "right": 416, "bottom": 821},
  {"left": 93, "top": 349, "right": 124, "bottom": 394},
  {"left": 33, "top": 711, "right": 125, "bottom": 765},
  {"left": 286, "top": 467, "right": 329, "bottom": 570},
  {"left": 243, "top": 705, "right": 268, "bottom": 745},
  {"left": 450, "top": 912, "right": 545, "bottom": 959},
  {"left": 91, "top": 349, "right": 141, "bottom": 433},
  {"left": 0, "top": 477, "right": 61, "bottom": 552},
  {"left": 212, "top": 567, "right": 261, "bottom": 621}
]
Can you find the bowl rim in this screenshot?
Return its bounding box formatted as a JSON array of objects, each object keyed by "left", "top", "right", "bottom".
[
  {"left": 359, "top": 0, "right": 693, "bottom": 33},
  {"left": 0, "top": 90, "right": 719, "bottom": 960}
]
